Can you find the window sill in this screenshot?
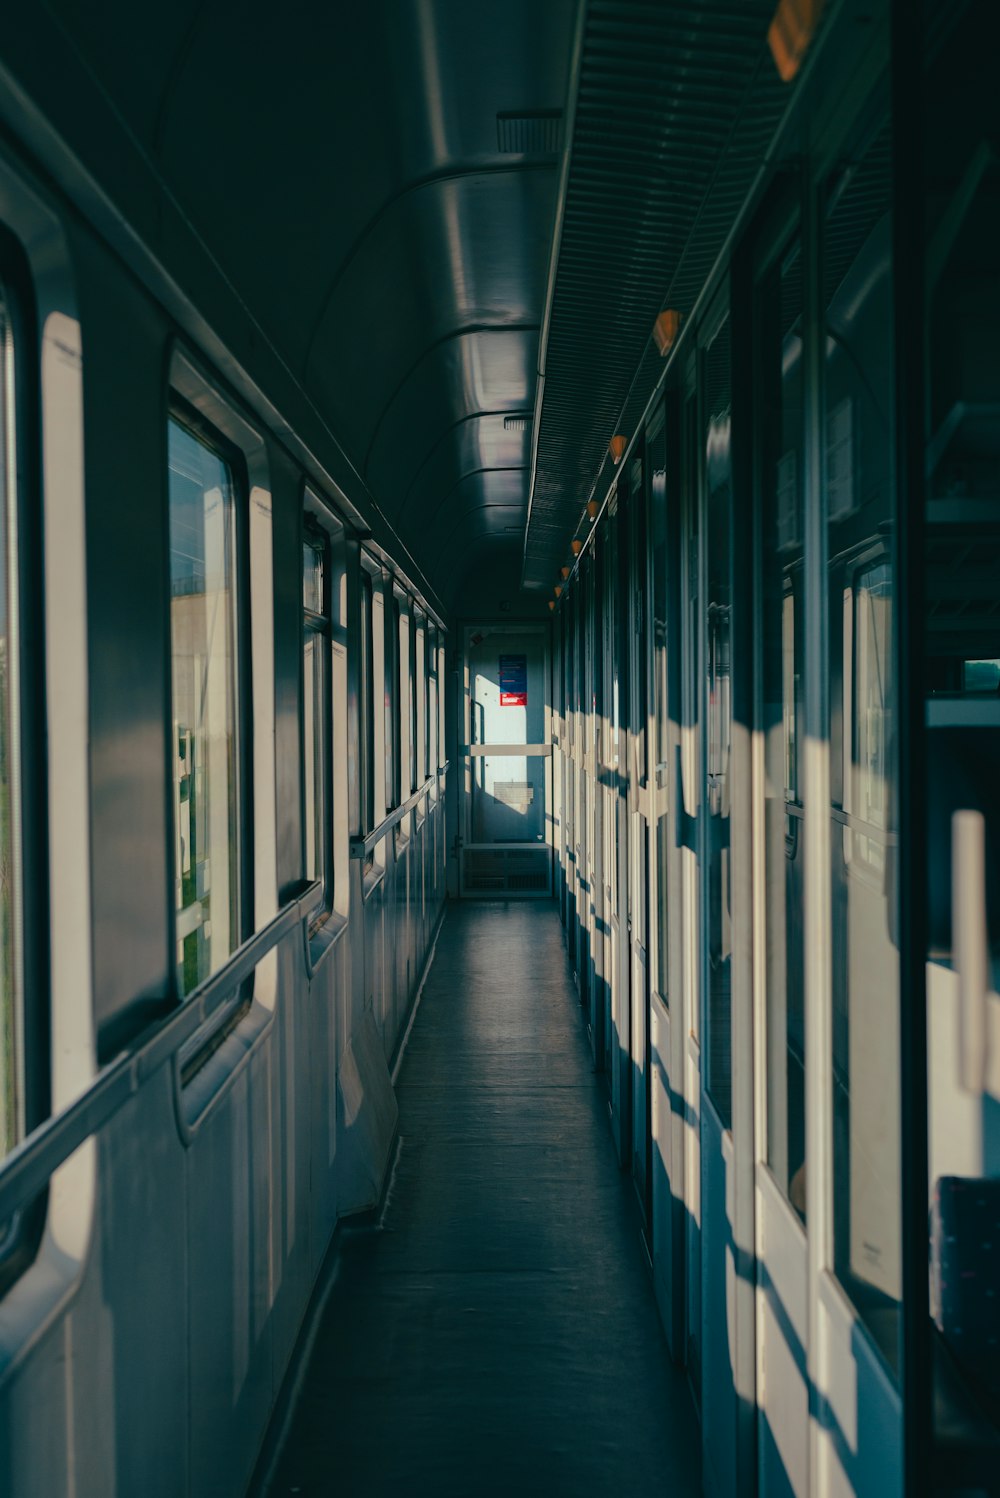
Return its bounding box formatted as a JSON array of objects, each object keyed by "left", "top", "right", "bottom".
[
  {"left": 306, "top": 908, "right": 348, "bottom": 980},
  {"left": 175, "top": 996, "right": 273, "bottom": 1137}
]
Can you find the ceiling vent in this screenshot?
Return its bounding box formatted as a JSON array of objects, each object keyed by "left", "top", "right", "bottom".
[
  {"left": 503, "top": 414, "right": 533, "bottom": 432},
  {"left": 496, "top": 110, "right": 563, "bottom": 154}
]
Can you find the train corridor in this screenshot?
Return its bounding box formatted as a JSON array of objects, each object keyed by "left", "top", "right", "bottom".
[{"left": 259, "top": 901, "right": 700, "bottom": 1496}]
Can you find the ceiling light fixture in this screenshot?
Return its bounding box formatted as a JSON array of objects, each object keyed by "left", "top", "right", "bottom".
[
  {"left": 652, "top": 309, "right": 682, "bottom": 356},
  {"left": 610, "top": 434, "right": 627, "bottom": 464},
  {"left": 768, "top": 0, "right": 825, "bottom": 82}
]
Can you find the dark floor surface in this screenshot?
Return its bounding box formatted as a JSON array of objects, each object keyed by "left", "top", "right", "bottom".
[{"left": 263, "top": 900, "right": 701, "bottom": 1497}]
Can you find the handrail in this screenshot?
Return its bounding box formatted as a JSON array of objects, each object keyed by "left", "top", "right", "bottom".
[
  {"left": 350, "top": 762, "right": 449, "bottom": 859},
  {"left": 0, "top": 879, "right": 321, "bottom": 1225}
]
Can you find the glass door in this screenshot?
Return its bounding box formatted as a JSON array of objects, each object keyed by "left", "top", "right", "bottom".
[{"left": 460, "top": 624, "right": 551, "bottom": 897}]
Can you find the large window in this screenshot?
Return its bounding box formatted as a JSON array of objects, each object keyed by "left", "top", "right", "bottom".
[
  {"left": 704, "top": 313, "right": 733, "bottom": 1128},
  {"left": 302, "top": 523, "right": 326, "bottom": 896},
  {"left": 756, "top": 227, "right": 807, "bottom": 1220},
  {"left": 302, "top": 496, "right": 347, "bottom": 925},
  {"left": 650, "top": 416, "right": 670, "bottom": 1006},
  {"left": 0, "top": 279, "right": 27, "bottom": 1168},
  {"left": 169, "top": 411, "right": 244, "bottom": 998},
  {"left": 360, "top": 569, "right": 375, "bottom": 835},
  {"left": 824, "top": 117, "right": 900, "bottom": 1372},
  {"left": 414, "top": 613, "right": 425, "bottom": 791},
  {"left": 427, "top": 624, "right": 438, "bottom": 792},
  {"left": 386, "top": 592, "right": 400, "bottom": 812}
]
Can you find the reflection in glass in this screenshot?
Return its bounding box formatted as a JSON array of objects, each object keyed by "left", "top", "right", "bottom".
[
  {"left": 825, "top": 120, "right": 901, "bottom": 1373},
  {"left": 169, "top": 416, "right": 240, "bottom": 997},
  {"left": 302, "top": 528, "right": 327, "bottom": 893},
  {"left": 302, "top": 539, "right": 322, "bottom": 614},
  {"left": 651, "top": 420, "right": 670, "bottom": 1005},
  {"left": 758, "top": 233, "right": 806, "bottom": 1219},
  {"left": 923, "top": 3, "right": 1000, "bottom": 1438},
  {"left": 0, "top": 289, "right": 21, "bottom": 1161},
  {"left": 704, "top": 316, "right": 733, "bottom": 1127}
]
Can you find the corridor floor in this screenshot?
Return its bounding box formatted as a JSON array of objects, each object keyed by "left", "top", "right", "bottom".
[{"left": 264, "top": 900, "right": 701, "bottom": 1496}]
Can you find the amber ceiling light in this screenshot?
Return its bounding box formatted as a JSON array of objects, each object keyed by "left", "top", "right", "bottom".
[
  {"left": 586, "top": 499, "right": 599, "bottom": 522},
  {"left": 768, "top": 0, "right": 825, "bottom": 82},
  {"left": 554, "top": 583, "right": 563, "bottom": 598},
  {"left": 571, "top": 539, "right": 583, "bottom": 557},
  {"left": 609, "top": 434, "right": 627, "bottom": 465},
  {"left": 548, "top": 600, "right": 555, "bottom": 611},
  {"left": 653, "top": 309, "right": 681, "bottom": 356},
  {"left": 561, "top": 565, "right": 570, "bottom": 579}
]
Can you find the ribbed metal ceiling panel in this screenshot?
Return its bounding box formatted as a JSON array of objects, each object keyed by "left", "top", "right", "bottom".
[{"left": 522, "top": 0, "right": 792, "bottom": 589}]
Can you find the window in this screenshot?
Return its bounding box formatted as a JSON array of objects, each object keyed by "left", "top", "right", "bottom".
[
  {"left": 0, "top": 272, "right": 39, "bottom": 1183},
  {"left": 0, "top": 285, "right": 22, "bottom": 1165},
  {"left": 409, "top": 605, "right": 418, "bottom": 794},
  {"left": 438, "top": 639, "right": 446, "bottom": 770},
  {"left": 703, "top": 313, "right": 733, "bottom": 1128},
  {"left": 360, "top": 569, "right": 375, "bottom": 835},
  {"left": 824, "top": 116, "right": 901, "bottom": 1374},
  {"left": 756, "top": 227, "right": 806, "bottom": 1220},
  {"left": 169, "top": 410, "right": 246, "bottom": 999},
  {"left": 302, "top": 496, "right": 347, "bottom": 925},
  {"left": 425, "top": 623, "right": 437, "bottom": 790},
  {"left": 386, "top": 593, "right": 400, "bottom": 812},
  {"left": 303, "top": 524, "right": 327, "bottom": 899},
  {"left": 414, "top": 613, "right": 425, "bottom": 791}
]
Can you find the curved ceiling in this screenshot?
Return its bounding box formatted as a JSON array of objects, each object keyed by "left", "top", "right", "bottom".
[{"left": 45, "top": 0, "right": 579, "bottom": 606}]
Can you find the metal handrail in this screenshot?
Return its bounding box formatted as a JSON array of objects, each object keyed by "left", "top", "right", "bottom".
[
  {"left": 0, "top": 879, "right": 321, "bottom": 1224},
  {"left": 350, "top": 761, "right": 449, "bottom": 860}
]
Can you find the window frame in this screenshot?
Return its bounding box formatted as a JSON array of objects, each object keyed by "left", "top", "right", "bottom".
[
  {"left": 409, "top": 601, "right": 419, "bottom": 796},
  {"left": 166, "top": 389, "right": 255, "bottom": 1064},
  {"left": 0, "top": 229, "right": 49, "bottom": 1294},
  {"left": 302, "top": 490, "right": 349, "bottom": 945},
  {"left": 386, "top": 584, "right": 401, "bottom": 814}
]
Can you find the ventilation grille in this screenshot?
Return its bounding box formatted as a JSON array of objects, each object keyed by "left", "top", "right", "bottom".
[
  {"left": 523, "top": 0, "right": 793, "bottom": 589},
  {"left": 497, "top": 110, "right": 563, "bottom": 154},
  {"left": 503, "top": 414, "right": 532, "bottom": 432}
]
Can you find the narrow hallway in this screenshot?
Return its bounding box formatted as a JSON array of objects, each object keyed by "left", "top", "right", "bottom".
[{"left": 264, "top": 902, "right": 701, "bottom": 1496}]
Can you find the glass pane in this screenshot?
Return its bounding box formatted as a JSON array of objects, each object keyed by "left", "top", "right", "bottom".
[
  {"left": 923, "top": 0, "right": 1000, "bottom": 1430},
  {"left": 409, "top": 615, "right": 417, "bottom": 792},
  {"left": 302, "top": 538, "right": 323, "bottom": 614},
  {"left": 682, "top": 390, "right": 701, "bottom": 1044},
  {"left": 360, "top": 574, "right": 374, "bottom": 831},
  {"left": 438, "top": 643, "right": 445, "bottom": 768},
  {"left": 651, "top": 421, "right": 669, "bottom": 1004},
  {"left": 705, "top": 316, "right": 733, "bottom": 1128},
  {"left": 169, "top": 417, "right": 239, "bottom": 997},
  {"left": 303, "top": 632, "right": 324, "bottom": 887},
  {"left": 385, "top": 601, "right": 398, "bottom": 809},
  {"left": 468, "top": 629, "right": 546, "bottom": 845},
  {"left": 630, "top": 456, "right": 648, "bottom": 781},
  {"left": 420, "top": 625, "right": 429, "bottom": 781},
  {"left": 825, "top": 119, "right": 900, "bottom": 1372},
  {"left": 758, "top": 234, "right": 807, "bottom": 1220},
  {"left": 0, "top": 292, "right": 22, "bottom": 1162}
]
